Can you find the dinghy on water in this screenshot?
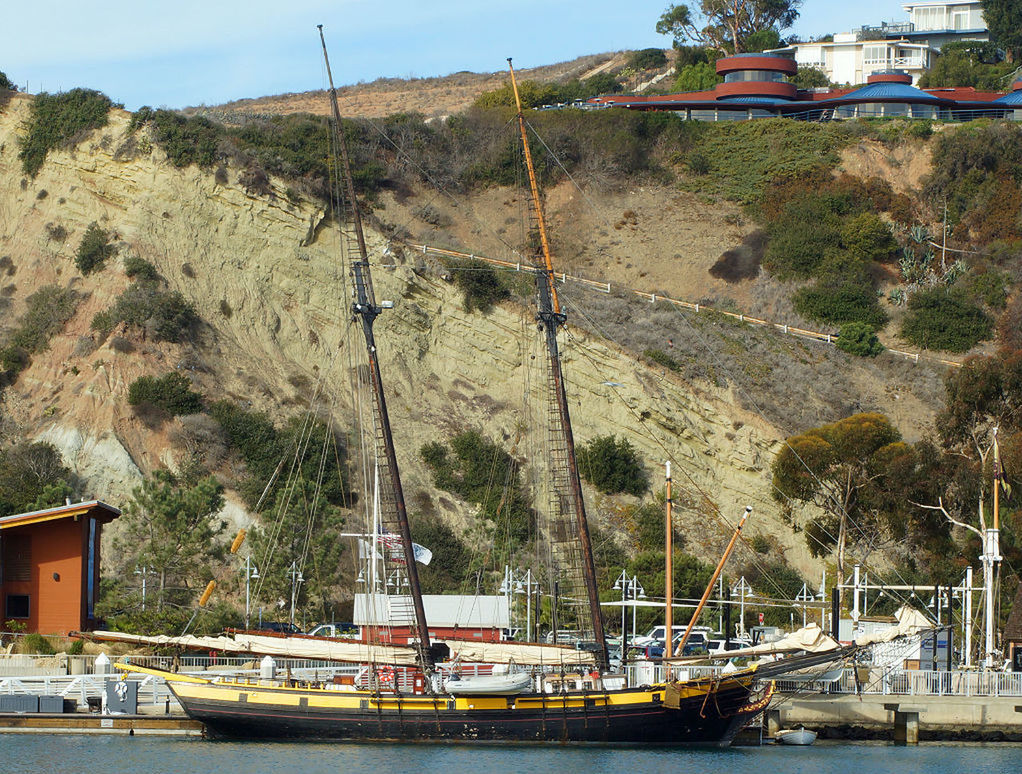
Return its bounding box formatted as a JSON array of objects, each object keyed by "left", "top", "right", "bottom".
[{"left": 775, "top": 727, "right": 817, "bottom": 746}]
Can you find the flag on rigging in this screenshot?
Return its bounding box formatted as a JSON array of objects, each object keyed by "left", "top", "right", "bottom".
[{"left": 357, "top": 533, "right": 432, "bottom": 565}]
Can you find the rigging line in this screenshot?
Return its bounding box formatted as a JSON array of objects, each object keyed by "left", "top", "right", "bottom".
[
  {"left": 553, "top": 302, "right": 886, "bottom": 610},
  {"left": 358, "top": 113, "right": 525, "bottom": 261},
  {"left": 639, "top": 293, "right": 933, "bottom": 612},
  {"left": 522, "top": 118, "right": 617, "bottom": 234}
]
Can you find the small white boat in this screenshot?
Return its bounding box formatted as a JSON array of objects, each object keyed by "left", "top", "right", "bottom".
[
  {"left": 775, "top": 727, "right": 817, "bottom": 745},
  {"left": 445, "top": 672, "right": 534, "bottom": 696}
]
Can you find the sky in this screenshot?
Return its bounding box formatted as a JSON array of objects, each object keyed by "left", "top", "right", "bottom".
[{"left": 4, "top": 1, "right": 907, "bottom": 111}]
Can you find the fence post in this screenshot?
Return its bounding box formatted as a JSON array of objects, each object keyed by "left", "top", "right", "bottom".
[{"left": 695, "top": 304, "right": 699, "bottom": 313}]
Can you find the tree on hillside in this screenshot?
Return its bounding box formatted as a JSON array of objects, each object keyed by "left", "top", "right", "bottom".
[
  {"left": 117, "top": 465, "right": 226, "bottom": 611},
  {"left": 0, "top": 442, "right": 76, "bottom": 516},
  {"left": 771, "top": 413, "right": 904, "bottom": 595},
  {"left": 0, "top": 71, "right": 15, "bottom": 92},
  {"left": 656, "top": 1, "right": 801, "bottom": 56},
  {"left": 981, "top": 0, "right": 1022, "bottom": 62}
]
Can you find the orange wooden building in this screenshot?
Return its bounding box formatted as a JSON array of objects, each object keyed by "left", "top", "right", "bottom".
[{"left": 0, "top": 501, "right": 120, "bottom": 635}]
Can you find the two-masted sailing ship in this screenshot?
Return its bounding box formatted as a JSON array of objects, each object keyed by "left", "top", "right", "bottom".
[{"left": 116, "top": 29, "right": 846, "bottom": 745}]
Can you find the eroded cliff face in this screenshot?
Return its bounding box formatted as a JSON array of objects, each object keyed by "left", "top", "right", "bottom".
[{"left": 0, "top": 95, "right": 873, "bottom": 576}]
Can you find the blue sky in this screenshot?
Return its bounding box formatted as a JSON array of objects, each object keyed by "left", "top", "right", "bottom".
[{"left": 4, "top": 1, "right": 904, "bottom": 110}]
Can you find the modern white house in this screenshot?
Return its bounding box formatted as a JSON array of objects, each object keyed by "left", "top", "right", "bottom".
[{"left": 768, "top": 2, "right": 989, "bottom": 85}]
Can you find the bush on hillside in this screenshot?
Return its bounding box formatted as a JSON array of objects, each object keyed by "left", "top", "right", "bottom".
[
  {"left": 577, "top": 435, "right": 648, "bottom": 497},
  {"left": 452, "top": 259, "right": 510, "bottom": 312},
  {"left": 1, "top": 286, "right": 79, "bottom": 382},
  {"left": 75, "top": 223, "right": 116, "bottom": 275},
  {"left": 763, "top": 195, "right": 843, "bottom": 279},
  {"left": 420, "top": 431, "right": 533, "bottom": 548},
  {"left": 901, "top": 287, "right": 993, "bottom": 352},
  {"left": 793, "top": 279, "right": 888, "bottom": 328},
  {"left": 127, "top": 373, "right": 203, "bottom": 416},
  {"left": 841, "top": 212, "right": 898, "bottom": 263},
  {"left": 644, "top": 348, "right": 682, "bottom": 371},
  {"left": 123, "top": 255, "right": 161, "bottom": 282},
  {"left": 836, "top": 321, "right": 885, "bottom": 357},
  {"left": 18, "top": 89, "right": 114, "bottom": 176},
  {"left": 92, "top": 283, "right": 198, "bottom": 343},
  {"left": 0, "top": 71, "right": 15, "bottom": 92},
  {"left": 628, "top": 49, "right": 668, "bottom": 71}
]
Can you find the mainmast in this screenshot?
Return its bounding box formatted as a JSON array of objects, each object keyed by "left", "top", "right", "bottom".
[
  {"left": 318, "top": 26, "right": 433, "bottom": 671},
  {"left": 507, "top": 59, "right": 609, "bottom": 672}
]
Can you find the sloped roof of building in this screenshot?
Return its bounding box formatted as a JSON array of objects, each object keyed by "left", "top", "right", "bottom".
[
  {"left": 838, "top": 81, "right": 944, "bottom": 103},
  {"left": 0, "top": 500, "right": 121, "bottom": 530}
]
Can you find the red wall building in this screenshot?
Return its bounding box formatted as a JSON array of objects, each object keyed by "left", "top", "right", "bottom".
[{"left": 0, "top": 501, "right": 120, "bottom": 635}]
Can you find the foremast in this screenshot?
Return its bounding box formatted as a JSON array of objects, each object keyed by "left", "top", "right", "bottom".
[
  {"left": 319, "top": 26, "right": 433, "bottom": 672},
  {"left": 507, "top": 59, "right": 609, "bottom": 672}
]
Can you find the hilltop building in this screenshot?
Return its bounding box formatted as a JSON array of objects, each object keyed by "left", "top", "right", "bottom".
[
  {"left": 589, "top": 54, "right": 1022, "bottom": 122},
  {"left": 767, "top": 2, "right": 989, "bottom": 85},
  {"left": 0, "top": 501, "right": 120, "bottom": 636}
]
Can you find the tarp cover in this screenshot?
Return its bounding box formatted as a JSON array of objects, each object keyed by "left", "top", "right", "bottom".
[
  {"left": 443, "top": 640, "right": 596, "bottom": 666},
  {"left": 853, "top": 605, "right": 932, "bottom": 647}
]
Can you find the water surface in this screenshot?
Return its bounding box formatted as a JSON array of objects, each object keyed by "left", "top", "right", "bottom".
[{"left": 12, "top": 736, "right": 1020, "bottom": 774}]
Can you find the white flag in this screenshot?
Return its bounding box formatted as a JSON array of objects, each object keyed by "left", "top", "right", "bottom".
[{"left": 412, "top": 542, "right": 433, "bottom": 566}]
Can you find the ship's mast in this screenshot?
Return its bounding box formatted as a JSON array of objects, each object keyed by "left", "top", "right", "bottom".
[
  {"left": 507, "top": 59, "right": 609, "bottom": 672},
  {"left": 319, "top": 26, "right": 433, "bottom": 671}
]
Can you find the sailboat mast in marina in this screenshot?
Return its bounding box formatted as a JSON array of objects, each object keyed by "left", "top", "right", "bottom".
[
  {"left": 317, "top": 25, "right": 433, "bottom": 670},
  {"left": 507, "top": 58, "right": 609, "bottom": 673}
]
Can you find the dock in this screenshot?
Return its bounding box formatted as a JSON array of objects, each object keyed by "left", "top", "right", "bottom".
[{"left": 0, "top": 712, "right": 203, "bottom": 735}]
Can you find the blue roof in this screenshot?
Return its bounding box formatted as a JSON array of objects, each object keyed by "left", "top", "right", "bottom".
[
  {"left": 837, "top": 81, "right": 943, "bottom": 103},
  {"left": 995, "top": 90, "right": 1022, "bottom": 105}
]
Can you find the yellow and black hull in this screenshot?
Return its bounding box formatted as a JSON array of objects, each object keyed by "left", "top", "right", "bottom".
[{"left": 137, "top": 667, "right": 768, "bottom": 745}]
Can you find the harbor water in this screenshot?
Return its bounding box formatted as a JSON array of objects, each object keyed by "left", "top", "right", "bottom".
[{"left": 11, "top": 736, "right": 1022, "bottom": 774}]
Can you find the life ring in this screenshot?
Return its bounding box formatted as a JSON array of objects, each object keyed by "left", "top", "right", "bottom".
[{"left": 377, "top": 665, "right": 395, "bottom": 686}]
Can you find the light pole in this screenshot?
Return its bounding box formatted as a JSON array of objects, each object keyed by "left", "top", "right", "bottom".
[
  {"left": 134, "top": 566, "right": 155, "bottom": 612},
  {"left": 614, "top": 571, "right": 629, "bottom": 656},
  {"left": 732, "top": 577, "right": 753, "bottom": 639},
  {"left": 288, "top": 561, "right": 304, "bottom": 628},
  {"left": 795, "top": 583, "right": 814, "bottom": 628},
  {"left": 243, "top": 556, "right": 260, "bottom": 629},
  {"left": 513, "top": 570, "right": 537, "bottom": 642},
  {"left": 630, "top": 575, "right": 646, "bottom": 645}
]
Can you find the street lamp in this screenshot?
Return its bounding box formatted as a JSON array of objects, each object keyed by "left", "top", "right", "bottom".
[
  {"left": 731, "top": 577, "right": 753, "bottom": 639},
  {"left": 288, "top": 561, "right": 304, "bottom": 627},
  {"left": 134, "top": 565, "right": 156, "bottom": 612},
  {"left": 242, "top": 556, "right": 260, "bottom": 629},
  {"left": 614, "top": 572, "right": 646, "bottom": 657},
  {"left": 795, "top": 583, "right": 814, "bottom": 628}
]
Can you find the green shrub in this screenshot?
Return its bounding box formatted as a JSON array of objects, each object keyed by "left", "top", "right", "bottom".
[
  {"left": 0, "top": 71, "right": 14, "bottom": 92},
  {"left": 92, "top": 284, "right": 198, "bottom": 343},
  {"left": 644, "top": 348, "right": 681, "bottom": 371},
  {"left": 127, "top": 372, "right": 203, "bottom": 415},
  {"left": 836, "top": 321, "right": 885, "bottom": 357},
  {"left": 764, "top": 196, "right": 843, "bottom": 279},
  {"left": 123, "top": 255, "right": 160, "bottom": 282},
  {"left": 19, "top": 89, "right": 114, "bottom": 176},
  {"left": 452, "top": 258, "right": 510, "bottom": 312},
  {"left": 841, "top": 212, "right": 898, "bottom": 263},
  {"left": 75, "top": 223, "right": 116, "bottom": 275},
  {"left": 21, "top": 633, "right": 54, "bottom": 655},
  {"left": 10, "top": 286, "right": 79, "bottom": 353},
  {"left": 576, "top": 435, "right": 648, "bottom": 496},
  {"left": 420, "top": 431, "right": 533, "bottom": 547},
  {"left": 627, "top": 49, "right": 668, "bottom": 71},
  {"left": 150, "top": 110, "right": 224, "bottom": 167},
  {"left": 793, "top": 280, "right": 888, "bottom": 328},
  {"left": 901, "top": 287, "right": 993, "bottom": 352},
  {"left": 66, "top": 638, "right": 85, "bottom": 655}
]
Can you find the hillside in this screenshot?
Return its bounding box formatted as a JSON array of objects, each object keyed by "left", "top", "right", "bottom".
[
  {"left": 186, "top": 53, "right": 641, "bottom": 122},
  {"left": 3, "top": 82, "right": 1002, "bottom": 628}
]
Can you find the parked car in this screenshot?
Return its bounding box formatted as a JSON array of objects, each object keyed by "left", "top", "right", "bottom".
[
  {"left": 257, "top": 621, "right": 303, "bottom": 635},
  {"left": 307, "top": 622, "right": 358, "bottom": 638}
]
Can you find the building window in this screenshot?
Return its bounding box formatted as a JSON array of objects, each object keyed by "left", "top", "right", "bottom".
[
  {"left": 723, "top": 70, "right": 788, "bottom": 83},
  {"left": 5, "top": 594, "right": 29, "bottom": 619},
  {"left": 2, "top": 534, "right": 30, "bottom": 583},
  {"left": 863, "top": 45, "right": 889, "bottom": 64}
]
